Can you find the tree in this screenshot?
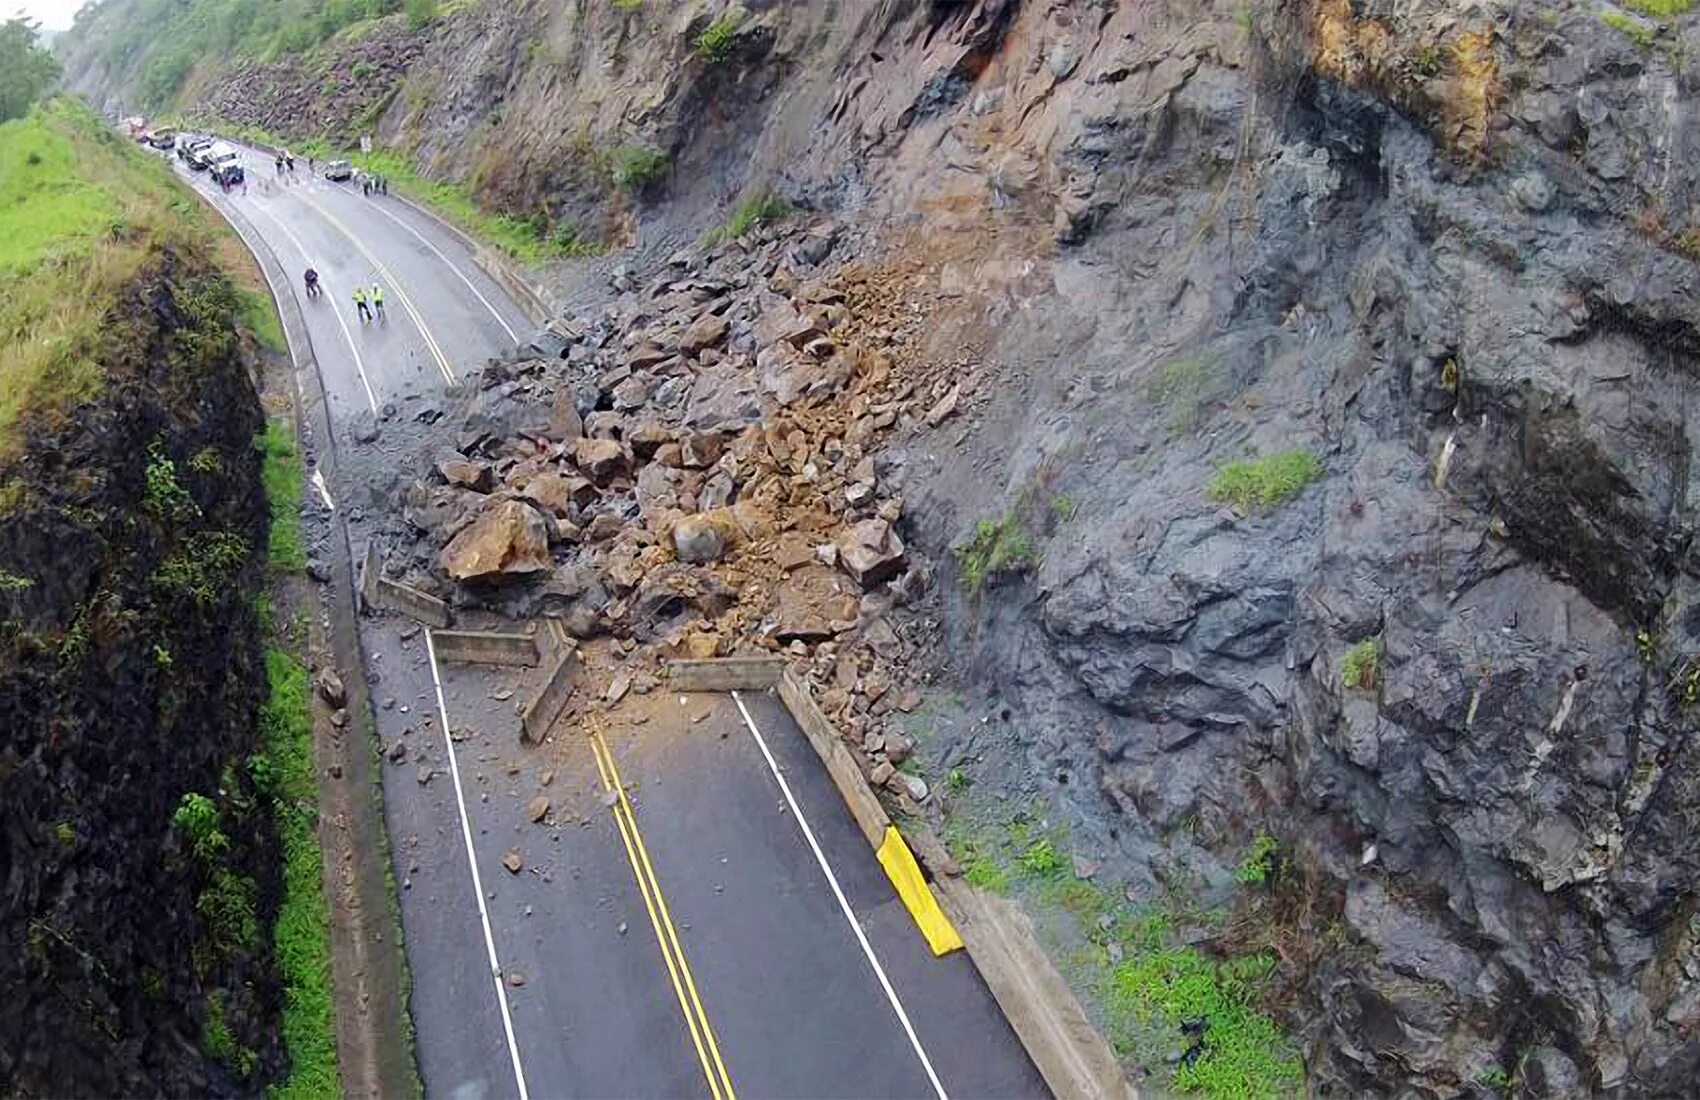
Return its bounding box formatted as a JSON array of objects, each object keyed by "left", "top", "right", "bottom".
[{"left": 0, "top": 18, "right": 60, "bottom": 124}]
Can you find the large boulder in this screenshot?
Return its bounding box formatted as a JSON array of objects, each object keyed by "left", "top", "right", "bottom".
[
  {"left": 680, "top": 312, "right": 729, "bottom": 354},
  {"left": 673, "top": 514, "right": 727, "bottom": 564},
  {"left": 439, "top": 500, "right": 552, "bottom": 581},
  {"left": 520, "top": 473, "right": 597, "bottom": 518},
  {"left": 573, "top": 437, "right": 628, "bottom": 482},
  {"left": 836, "top": 519, "right": 906, "bottom": 586}
]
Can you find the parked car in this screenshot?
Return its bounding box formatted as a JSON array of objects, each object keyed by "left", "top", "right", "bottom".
[
  {"left": 175, "top": 134, "right": 202, "bottom": 161},
  {"left": 185, "top": 138, "right": 217, "bottom": 170},
  {"left": 148, "top": 128, "right": 176, "bottom": 150},
  {"left": 322, "top": 160, "right": 354, "bottom": 182},
  {"left": 209, "top": 145, "right": 244, "bottom": 185}
]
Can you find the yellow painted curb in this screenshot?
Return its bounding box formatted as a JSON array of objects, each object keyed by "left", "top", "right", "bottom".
[{"left": 877, "top": 826, "right": 964, "bottom": 957}]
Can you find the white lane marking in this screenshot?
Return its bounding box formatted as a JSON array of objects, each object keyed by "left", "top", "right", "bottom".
[
  {"left": 245, "top": 203, "right": 381, "bottom": 415},
  {"left": 289, "top": 189, "right": 457, "bottom": 385},
  {"left": 730, "top": 691, "right": 948, "bottom": 1100},
  {"left": 309, "top": 467, "right": 335, "bottom": 511},
  {"left": 426, "top": 631, "right": 531, "bottom": 1100},
  {"left": 330, "top": 181, "right": 520, "bottom": 344}
]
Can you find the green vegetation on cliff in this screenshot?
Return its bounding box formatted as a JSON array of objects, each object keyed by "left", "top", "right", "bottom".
[
  {"left": 0, "top": 97, "right": 201, "bottom": 449},
  {"left": 0, "top": 95, "right": 340, "bottom": 1096},
  {"left": 62, "top": 0, "right": 438, "bottom": 109}
]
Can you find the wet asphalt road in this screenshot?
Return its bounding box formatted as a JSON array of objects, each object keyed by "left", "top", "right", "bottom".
[{"left": 175, "top": 143, "right": 1045, "bottom": 1099}]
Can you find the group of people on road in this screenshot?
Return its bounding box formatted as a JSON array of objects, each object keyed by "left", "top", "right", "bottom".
[
  {"left": 274, "top": 149, "right": 297, "bottom": 174},
  {"left": 361, "top": 173, "right": 389, "bottom": 197},
  {"left": 302, "top": 268, "right": 386, "bottom": 324}
]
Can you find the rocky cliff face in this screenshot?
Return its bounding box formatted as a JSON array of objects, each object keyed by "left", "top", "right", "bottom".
[
  {"left": 0, "top": 251, "right": 277, "bottom": 1096},
  {"left": 67, "top": 0, "right": 1700, "bottom": 1090}
]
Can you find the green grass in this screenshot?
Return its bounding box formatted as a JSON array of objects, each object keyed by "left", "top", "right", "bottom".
[
  {"left": 259, "top": 421, "right": 306, "bottom": 574},
  {"left": 240, "top": 288, "right": 286, "bottom": 354},
  {"left": 261, "top": 644, "right": 341, "bottom": 1100},
  {"left": 1232, "top": 833, "right": 1278, "bottom": 886},
  {"left": 1600, "top": 9, "right": 1659, "bottom": 45},
  {"left": 0, "top": 98, "right": 206, "bottom": 452},
  {"left": 1341, "top": 637, "right": 1382, "bottom": 692},
  {"left": 695, "top": 13, "right": 742, "bottom": 61},
  {"left": 1206, "top": 449, "right": 1321, "bottom": 511},
  {"left": 703, "top": 188, "right": 794, "bottom": 245},
  {"left": 942, "top": 806, "right": 1300, "bottom": 1096},
  {"left": 1624, "top": 0, "right": 1692, "bottom": 15},
  {"left": 1147, "top": 357, "right": 1220, "bottom": 434},
  {"left": 955, "top": 510, "right": 1038, "bottom": 594},
  {"left": 1110, "top": 949, "right": 1299, "bottom": 1096},
  {"left": 612, "top": 144, "right": 668, "bottom": 191}
]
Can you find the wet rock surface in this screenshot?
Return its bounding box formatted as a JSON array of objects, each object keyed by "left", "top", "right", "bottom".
[{"left": 0, "top": 256, "right": 278, "bottom": 1095}]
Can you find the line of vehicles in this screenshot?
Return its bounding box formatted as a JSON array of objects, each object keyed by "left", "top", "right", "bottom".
[{"left": 128, "top": 119, "right": 360, "bottom": 188}]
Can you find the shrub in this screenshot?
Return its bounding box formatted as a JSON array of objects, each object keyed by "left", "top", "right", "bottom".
[
  {"left": 1625, "top": 0, "right": 1692, "bottom": 15},
  {"left": 404, "top": 0, "right": 439, "bottom": 30},
  {"left": 1600, "top": 9, "right": 1658, "bottom": 47},
  {"left": 144, "top": 442, "right": 195, "bottom": 518},
  {"left": 1233, "top": 832, "right": 1278, "bottom": 885},
  {"left": 695, "top": 13, "right": 742, "bottom": 62},
  {"left": 955, "top": 511, "right": 1037, "bottom": 594},
  {"left": 172, "top": 792, "right": 227, "bottom": 861},
  {"left": 1342, "top": 637, "right": 1382, "bottom": 692},
  {"left": 704, "top": 188, "right": 793, "bottom": 244},
  {"left": 612, "top": 144, "right": 668, "bottom": 190},
  {"left": 1206, "top": 449, "right": 1321, "bottom": 511}
]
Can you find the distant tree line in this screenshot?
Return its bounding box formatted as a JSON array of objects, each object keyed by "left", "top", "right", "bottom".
[{"left": 0, "top": 18, "right": 60, "bottom": 123}]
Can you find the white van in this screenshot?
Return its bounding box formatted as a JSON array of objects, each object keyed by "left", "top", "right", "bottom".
[{"left": 209, "top": 144, "right": 244, "bottom": 185}]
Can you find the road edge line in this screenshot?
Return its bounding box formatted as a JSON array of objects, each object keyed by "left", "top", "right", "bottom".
[
  {"left": 183, "top": 171, "right": 421, "bottom": 1096},
  {"left": 425, "top": 632, "right": 531, "bottom": 1100},
  {"left": 244, "top": 201, "right": 381, "bottom": 414},
  {"left": 731, "top": 691, "right": 949, "bottom": 1100}
]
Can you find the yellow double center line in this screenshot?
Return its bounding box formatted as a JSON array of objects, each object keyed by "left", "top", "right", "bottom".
[
  {"left": 292, "top": 190, "right": 458, "bottom": 386},
  {"left": 589, "top": 726, "right": 736, "bottom": 1100}
]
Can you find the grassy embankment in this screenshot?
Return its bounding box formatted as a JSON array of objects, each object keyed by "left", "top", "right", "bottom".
[
  {"left": 0, "top": 97, "right": 336, "bottom": 1096},
  {"left": 0, "top": 98, "right": 282, "bottom": 444}
]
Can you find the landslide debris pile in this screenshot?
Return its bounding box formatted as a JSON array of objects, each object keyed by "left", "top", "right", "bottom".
[{"left": 378, "top": 218, "right": 961, "bottom": 802}]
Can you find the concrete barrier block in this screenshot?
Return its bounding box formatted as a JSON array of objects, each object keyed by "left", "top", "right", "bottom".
[
  {"left": 358, "top": 539, "right": 381, "bottom": 614},
  {"left": 431, "top": 629, "right": 539, "bottom": 667},
  {"left": 522, "top": 648, "right": 579, "bottom": 745},
  {"left": 668, "top": 657, "right": 785, "bottom": 692},
  {"left": 374, "top": 577, "right": 450, "bottom": 628},
  {"left": 777, "top": 670, "right": 890, "bottom": 850}
]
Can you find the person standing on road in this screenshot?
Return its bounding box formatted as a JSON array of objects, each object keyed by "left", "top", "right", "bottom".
[
  {"left": 353, "top": 285, "right": 371, "bottom": 324},
  {"left": 304, "top": 268, "right": 320, "bottom": 299},
  {"left": 361, "top": 175, "right": 371, "bottom": 197},
  {"left": 370, "top": 283, "right": 386, "bottom": 322}
]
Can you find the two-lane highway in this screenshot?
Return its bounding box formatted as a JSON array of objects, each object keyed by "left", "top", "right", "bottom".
[{"left": 179, "top": 140, "right": 1046, "bottom": 1099}]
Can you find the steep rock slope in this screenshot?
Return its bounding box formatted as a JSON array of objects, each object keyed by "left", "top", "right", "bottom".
[
  {"left": 0, "top": 103, "right": 280, "bottom": 1096},
  {"left": 59, "top": 0, "right": 1700, "bottom": 1092}
]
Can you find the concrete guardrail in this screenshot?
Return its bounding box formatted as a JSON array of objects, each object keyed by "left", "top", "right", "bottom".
[
  {"left": 430, "top": 629, "right": 539, "bottom": 667},
  {"left": 521, "top": 647, "right": 580, "bottom": 745}
]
